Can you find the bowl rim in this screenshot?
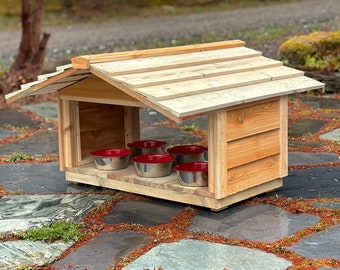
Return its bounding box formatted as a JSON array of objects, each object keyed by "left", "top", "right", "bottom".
[
  {"left": 91, "top": 148, "right": 131, "bottom": 157},
  {"left": 132, "top": 154, "right": 174, "bottom": 164},
  {"left": 174, "top": 162, "right": 208, "bottom": 172},
  {"left": 167, "top": 144, "right": 208, "bottom": 155},
  {"left": 127, "top": 139, "right": 167, "bottom": 149}
]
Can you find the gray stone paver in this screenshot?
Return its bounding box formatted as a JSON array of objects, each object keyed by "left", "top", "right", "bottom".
[
  {"left": 22, "top": 102, "right": 58, "bottom": 120},
  {"left": 0, "top": 194, "right": 111, "bottom": 233},
  {"left": 0, "top": 130, "right": 59, "bottom": 156},
  {"left": 0, "top": 240, "right": 74, "bottom": 269},
  {"left": 289, "top": 224, "right": 340, "bottom": 259},
  {"left": 53, "top": 231, "right": 153, "bottom": 270},
  {"left": 289, "top": 152, "right": 340, "bottom": 166},
  {"left": 288, "top": 119, "right": 327, "bottom": 137},
  {"left": 0, "top": 129, "right": 19, "bottom": 140},
  {"left": 123, "top": 239, "right": 292, "bottom": 270},
  {"left": 320, "top": 128, "right": 340, "bottom": 141},
  {"left": 0, "top": 109, "right": 40, "bottom": 129},
  {"left": 0, "top": 162, "right": 92, "bottom": 194},
  {"left": 268, "top": 167, "right": 340, "bottom": 198},
  {"left": 103, "top": 200, "right": 185, "bottom": 226},
  {"left": 313, "top": 202, "right": 340, "bottom": 209},
  {"left": 187, "top": 204, "right": 320, "bottom": 242}
]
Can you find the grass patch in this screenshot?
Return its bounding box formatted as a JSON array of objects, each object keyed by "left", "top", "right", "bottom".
[
  {"left": 4, "top": 152, "right": 32, "bottom": 162},
  {"left": 18, "top": 221, "right": 85, "bottom": 243}
]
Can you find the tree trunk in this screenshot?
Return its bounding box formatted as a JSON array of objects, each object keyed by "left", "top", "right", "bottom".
[{"left": 0, "top": 0, "right": 50, "bottom": 97}]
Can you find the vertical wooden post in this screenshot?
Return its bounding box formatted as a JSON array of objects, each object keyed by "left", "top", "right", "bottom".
[
  {"left": 124, "top": 107, "right": 140, "bottom": 145},
  {"left": 279, "top": 95, "right": 288, "bottom": 177},
  {"left": 58, "top": 99, "right": 80, "bottom": 169},
  {"left": 208, "top": 109, "right": 229, "bottom": 199}
]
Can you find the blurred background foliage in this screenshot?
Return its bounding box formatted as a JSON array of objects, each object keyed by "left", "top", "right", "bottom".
[{"left": 0, "top": 0, "right": 298, "bottom": 28}]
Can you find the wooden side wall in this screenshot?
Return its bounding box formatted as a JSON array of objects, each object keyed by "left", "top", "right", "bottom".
[
  {"left": 78, "top": 102, "right": 126, "bottom": 158},
  {"left": 208, "top": 97, "right": 287, "bottom": 199},
  {"left": 58, "top": 97, "right": 141, "bottom": 170}
]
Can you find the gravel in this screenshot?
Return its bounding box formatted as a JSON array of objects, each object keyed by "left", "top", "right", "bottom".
[{"left": 0, "top": 0, "right": 339, "bottom": 69}]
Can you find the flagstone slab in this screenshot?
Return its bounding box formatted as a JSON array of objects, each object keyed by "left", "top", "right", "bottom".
[
  {"left": 0, "top": 109, "right": 40, "bottom": 129},
  {"left": 0, "top": 130, "right": 59, "bottom": 156},
  {"left": 53, "top": 231, "right": 153, "bottom": 270},
  {"left": 123, "top": 239, "right": 292, "bottom": 270},
  {"left": 0, "top": 240, "right": 74, "bottom": 269},
  {"left": 103, "top": 200, "right": 185, "bottom": 226},
  {"left": 270, "top": 167, "right": 340, "bottom": 198},
  {"left": 288, "top": 224, "right": 340, "bottom": 259},
  {"left": 288, "top": 119, "right": 327, "bottom": 137},
  {"left": 0, "top": 194, "right": 111, "bottom": 233},
  {"left": 0, "top": 129, "right": 19, "bottom": 140},
  {"left": 320, "top": 128, "right": 340, "bottom": 141},
  {"left": 22, "top": 102, "right": 58, "bottom": 120},
  {"left": 187, "top": 204, "right": 319, "bottom": 242},
  {"left": 313, "top": 202, "right": 340, "bottom": 209},
  {"left": 299, "top": 95, "right": 340, "bottom": 110},
  {"left": 288, "top": 152, "right": 340, "bottom": 166},
  {"left": 0, "top": 162, "right": 92, "bottom": 194}
]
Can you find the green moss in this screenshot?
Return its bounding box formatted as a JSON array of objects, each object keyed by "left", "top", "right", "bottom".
[{"left": 278, "top": 31, "right": 340, "bottom": 73}]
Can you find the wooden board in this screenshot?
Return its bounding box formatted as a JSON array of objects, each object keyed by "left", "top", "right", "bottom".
[
  {"left": 226, "top": 98, "right": 280, "bottom": 141},
  {"left": 157, "top": 76, "right": 324, "bottom": 121},
  {"left": 78, "top": 102, "right": 126, "bottom": 158},
  {"left": 59, "top": 76, "right": 145, "bottom": 108},
  {"left": 72, "top": 40, "right": 246, "bottom": 69},
  {"left": 111, "top": 56, "right": 281, "bottom": 87},
  {"left": 65, "top": 164, "right": 282, "bottom": 211}
]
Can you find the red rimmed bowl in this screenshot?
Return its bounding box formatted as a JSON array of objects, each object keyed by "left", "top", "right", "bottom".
[
  {"left": 174, "top": 162, "right": 208, "bottom": 187},
  {"left": 127, "top": 140, "right": 167, "bottom": 156},
  {"left": 132, "top": 154, "right": 174, "bottom": 178},
  {"left": 91, "top": 148, "right": 131, "bottom": 171},
  {"left": 167, "top": 145, "right": 208, "bottom": 165}
]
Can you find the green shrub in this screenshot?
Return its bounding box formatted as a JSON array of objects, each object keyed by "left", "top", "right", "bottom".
[{"left": 278, "top": 31, "right": 340, "bottom": 73}]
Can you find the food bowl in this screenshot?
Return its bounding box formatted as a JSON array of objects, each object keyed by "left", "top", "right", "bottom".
[
  {"left": 91, "top": 148, "right": 131, "bottom": 171},
  {"left": 174, "top": 162, "right": 208, "bottom": 187},
  {"left": 132, "top": 154, "right": 174, "bottom": 178},
  {"left": 167, "top": 145, "right": 208, "bottom": 165},
  {"left": 127, "top": 140, "right": 167, "bottom": 157}
]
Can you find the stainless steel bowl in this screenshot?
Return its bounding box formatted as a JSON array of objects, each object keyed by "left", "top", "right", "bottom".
[
  {"left": 167, "top": 145, "right": 208, "bottom": 165},
  {"left": 91, "top": 148, "right": 131, "bottom": 171},
  {"left": 174, "top": 162, "right": 208, "bottom": 187},
  {"left": 132, "top": 154, "right": 174, "bottom": 178},
  {"left": 127, "top": 140, "right": 167, "bottom": 157}
]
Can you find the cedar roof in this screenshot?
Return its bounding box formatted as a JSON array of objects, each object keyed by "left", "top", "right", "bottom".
[{"left": 6, "top": 40, "right": 324, "bottom": 122}]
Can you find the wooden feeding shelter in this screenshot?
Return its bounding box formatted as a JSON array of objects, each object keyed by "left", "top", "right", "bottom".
[{"left": 6, "top": 40, "right": 324, "bottom": 211}]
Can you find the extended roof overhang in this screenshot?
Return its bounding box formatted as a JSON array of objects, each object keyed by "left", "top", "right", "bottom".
[{"left": 6, "top": 40, "right": 325, "bottom": 122}]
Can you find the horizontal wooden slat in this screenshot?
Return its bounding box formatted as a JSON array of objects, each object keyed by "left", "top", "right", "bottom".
[
  {"left": 72, "top": 40, "right": 246, "bottom": 69},
  {"left": 91, "top": 46, "right": 260, "bottom": 76},
  {"left": 135, "top": 66, "right": 302, "bottom": 101},
  {"left": 157, "top": 76, "right": 324, "bottom": 121},
  {"left": 113, "top": 56, "right": 282, "bottom": 88},
  {"left": 227, "top": 154, "right": 281, "bottom": 195},
  {"left": 227, "top": 129, "right": 280, "bottom": 169},
  {"left": 226, "top": 99, "right": 280, "bottom": 141}
]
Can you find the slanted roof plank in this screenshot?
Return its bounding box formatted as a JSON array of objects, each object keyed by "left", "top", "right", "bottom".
[
  {"left": 71, "top": 40, "right": 246, "bottom": 69},
  {"left": 157, "top": 77, "right": 325, "bottom": 118},
  {"left": 91, "top": 46, "right": 261, "bottom": 76},
  {"left": 112, "top": 56, "right": 282, "bottom": 88},
  {"left": 133, "top": 66, "right": 303, "bottom": 101}
]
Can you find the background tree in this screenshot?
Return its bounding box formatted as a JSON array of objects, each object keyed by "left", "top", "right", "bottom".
[{"left": 0, "top": 0, "right": 49, "bottom": 100}]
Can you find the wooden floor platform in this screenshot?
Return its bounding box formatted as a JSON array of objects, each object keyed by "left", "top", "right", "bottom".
[{"left": 65, "top": 164, "right": 283, "bottom": 211}]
